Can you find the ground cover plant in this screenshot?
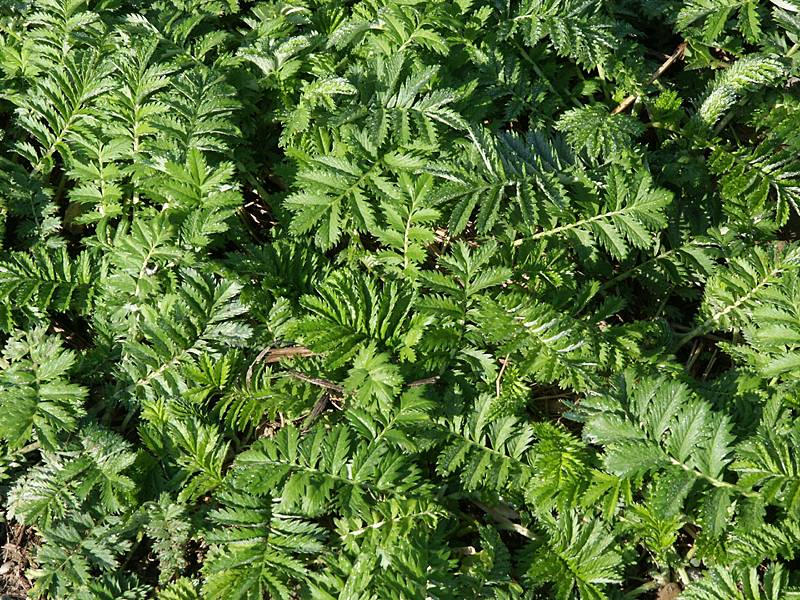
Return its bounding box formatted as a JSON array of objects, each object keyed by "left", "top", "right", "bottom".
[{"left": 1, "top": 0, "right": 800, "bottom": 597}]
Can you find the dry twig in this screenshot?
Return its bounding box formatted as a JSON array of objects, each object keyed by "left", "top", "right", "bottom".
[
  {"left": 246, "top": 346, "right": 315, "bottom": 385},
  {"left": 612, "top": 42, "right": 687, "bottom": 115},
  {"left": 495, "top": 354, "right": 510, "bottom": 398}
]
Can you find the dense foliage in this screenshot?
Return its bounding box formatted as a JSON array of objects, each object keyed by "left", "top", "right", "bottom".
[{"left": 1, "top": 0, "right": 800, "bottom": 597}]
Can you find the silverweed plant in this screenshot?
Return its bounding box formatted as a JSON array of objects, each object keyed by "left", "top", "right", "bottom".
[{"left": 2, "top": 0, "right": 800, "bottom": 598}]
